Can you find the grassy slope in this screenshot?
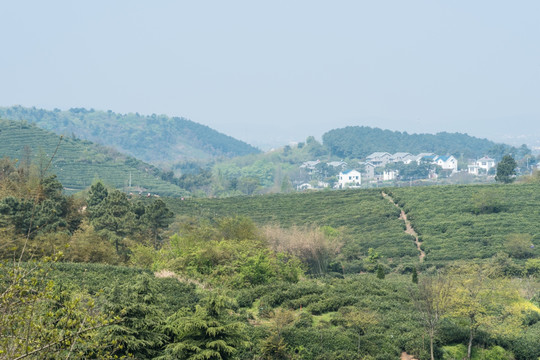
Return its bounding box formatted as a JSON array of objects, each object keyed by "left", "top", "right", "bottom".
[{"left": 0, "top": 119, "right": 188, "bottom": 196}]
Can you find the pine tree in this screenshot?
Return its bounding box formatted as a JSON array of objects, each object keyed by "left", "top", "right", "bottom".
[
  {"left": 104, "top": 274, "right": 166, "bottom": 359},
  {"left": 161, "top": 294, "right": 248, "bottom": 360}
]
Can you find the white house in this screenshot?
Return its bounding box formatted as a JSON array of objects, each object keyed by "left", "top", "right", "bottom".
[
  {"left": 434, "top": 155, "right": 458, "bottom": 172},
  {"left": 337, "top": 169, "right": 362, "bottom": 188},
  {"left": 383, "top": 170, "right": 397, "bottom": 181},
  {"left": 468, "top": 156, "right": 496, "bottom": 175}
]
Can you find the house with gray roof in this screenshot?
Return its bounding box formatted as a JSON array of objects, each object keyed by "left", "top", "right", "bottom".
[
  {"left": 389, "top": 152, "right": 412, "bottom": 163},
  {"left": 365, "top": 152, "right": 391, "bottom": 167}
]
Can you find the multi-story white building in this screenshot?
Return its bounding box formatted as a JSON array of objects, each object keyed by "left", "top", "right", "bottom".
[
  {"left": 468, "top": 156, "right": 496, "bottom": 175},
  {"left": 434, "top": 155, "right": 458, "bottom": 173},
  {"left": 337, "top": 169, "right": 362, "bottom": 188}
]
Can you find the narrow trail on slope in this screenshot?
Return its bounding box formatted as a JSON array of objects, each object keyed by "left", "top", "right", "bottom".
[{"left": 382, "top": 192, "right": 425, "bottom": 262}]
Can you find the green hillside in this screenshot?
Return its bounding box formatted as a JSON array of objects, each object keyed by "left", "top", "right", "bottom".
[
  {"left": 166, "top": 183, "right": 540, "bottom": 269},
  {"left": 0, "top": 106, "right": 260, "bottom": 165},
  {"left": 322, "top": 126, "right": 528, "bottom": 159},
  {"left": 2, "top": 171, "right": 539, "bottom": 359},
  {"left": 167, "top": 189, "right": 421, "bottom": 271},
  {"left": 0, "top": 119, "right": 188, "bottom": 196},
  {"left": 388, "top": 184, "right": 540, "bottom": 265}
]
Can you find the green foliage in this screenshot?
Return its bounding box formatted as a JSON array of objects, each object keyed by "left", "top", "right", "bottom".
[
  {"left": 505, "top": 233, "right": 534, "bottom": 259},
  {"left": 386, "top": 160, "right": 438, "bottom": 180},
  {"left": 166, "top": 189, "right": 416, "bottom": 272},
  {"left": 3, "top": 161, "right": 540, "bottom": 359},
  {"left": 442, "top": 344, "right": 514, "bottom": 360},
  {"left": 412, "top": 267, "right": 418, "bottom": 284},
  {"left": 322, "top": 126, "right": 521, "bottom": 160},
  {"left": 217, "top": 215, "right": 258, "bottom": 241},
  {"left": 0, "top": 120, "right": 188, "bottom": 196},
  {"left": 91, "top": 189, "right": 136, "bottom": 254},
  {"left": 104, "top": 274, "right": 167, "bottom": 359},
  {"left": 496, "top": 155, "right": 518, "bottom": 183},
  {"left": 0, "top": 174, "right": 80, "bottom": 242},
  {"left": 160, "top": 294, "right": 248, "bottom": 360},
  {"left": 88, "top": 188, "right": 174, "bottom": 254},
  {"left": 162, "top": 218, "right": 305, "bottom": 287},
  {"left": 525, "top": 258, "right": 540, "bottom": 276},
  {"left": 66, "top": 221, "right": 120, "bottom": 264},
  {"left": 446, "top": 264, "right": 527, "bottom": 360},
  {"left": 0, "top": 106, "right": 260, "bottom": 164},
  {"left": 0, "top": 257, "right": 120, "bottom": 359},
  {"left": 471, "top": 188, "right": 503, "bottom": 214},
  {"left": 510, "top": 321, "right": 540, "bottom": 360},
  {"left": 376, "top": 264, "right": 385, "bottom": 279},
  {"left": 390, "top": 184, "right": 540, "bottom": 264},
  {"left": 87, "top": 180, "right": 108, "bottom": 209},
  {"left": 142, "top": 198, "right": 174, "bottom": 248}
]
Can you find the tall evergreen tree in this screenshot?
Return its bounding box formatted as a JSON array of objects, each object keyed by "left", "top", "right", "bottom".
[
  {"left": 105, "top": 274, "right": 166, "bottom": 359},
  {"left": 142, "top": 199, "right": 173, "bottom": 249},
  {"left": 160, "top": 294, "right": 248, "bottom": 360},
  {"left": 90, "top": 189, "right": 135, "bottom": 253}
]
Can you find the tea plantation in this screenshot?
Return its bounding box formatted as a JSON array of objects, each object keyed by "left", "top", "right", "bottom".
[
  {"left": 387, "top": 184, "right": 540, "bottom": 266},
  {"left": 167, "top": 183, "right": 540, "bottom": 269},
  {"left": 0, "top": 119, "right": 187, "bottom": 196}
]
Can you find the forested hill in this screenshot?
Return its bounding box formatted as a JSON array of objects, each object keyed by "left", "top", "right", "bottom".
[
  {"left": 323, "top": 126, "right": 523, "bottom": 159},
  {"left": 0, "top": 119, "right": 188, "bottom": 196},
  {"left": 0, "top": 106, "right": 260, "bottom": 165}
]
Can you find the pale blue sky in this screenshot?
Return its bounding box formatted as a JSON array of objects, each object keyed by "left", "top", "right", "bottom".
[{"left": 1, "top": 1, "right": 539, "bottom": 149}]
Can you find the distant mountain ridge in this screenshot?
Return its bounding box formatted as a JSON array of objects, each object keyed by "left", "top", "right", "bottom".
[
  {"left": 322, "top": 126, "right": 524, "bottom": 160},
  {"left": 0, "top": 119, "right": 188, "bottom": 196},
  {"left": 0, "top": 106, "right": 260, "bottom": 165}
]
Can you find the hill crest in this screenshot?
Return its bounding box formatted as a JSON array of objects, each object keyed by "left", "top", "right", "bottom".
[
  {"left": 0, "top": 106, "right": 261, "bottom": 165},
  {"left": 322, "top": 125, "right": 524, "bottom": 160}
]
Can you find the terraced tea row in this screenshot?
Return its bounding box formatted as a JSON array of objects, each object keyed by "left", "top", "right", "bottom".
[{"left": 0, "top": 119, "right": 187, "bottom": 196}]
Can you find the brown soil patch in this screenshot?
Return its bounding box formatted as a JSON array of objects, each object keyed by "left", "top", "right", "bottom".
[
  {"left": 401, "top": 351, "right": 419, "bottom": 360},
  {"left": 154, "top": 269, "right": 211, "bottom": 289}
]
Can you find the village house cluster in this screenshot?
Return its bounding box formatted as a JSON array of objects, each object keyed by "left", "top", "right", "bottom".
[
  {"left": 299, "top": 152, "right": 498, "bottom": 190},
  {"left": 337, "top": 152, "right": 459, "bottom": 188}
]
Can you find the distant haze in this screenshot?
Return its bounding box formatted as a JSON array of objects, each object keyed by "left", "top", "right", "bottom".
[{"left": 1, "top": 1, "right": 539, "bottom": 150}]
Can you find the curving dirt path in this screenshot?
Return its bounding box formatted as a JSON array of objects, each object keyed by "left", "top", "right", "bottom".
[{"left": 382, "top": 192, "right": 425, "bottom": 262}]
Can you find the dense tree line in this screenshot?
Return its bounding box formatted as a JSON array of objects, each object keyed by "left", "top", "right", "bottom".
[{"left": 322, "top": 126, "right": 525, "bottom": 160}]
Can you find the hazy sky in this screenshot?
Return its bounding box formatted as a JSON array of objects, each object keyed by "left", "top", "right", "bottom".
[{"left": 1, "top": 1, "right": 539, "bottom": 149}]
